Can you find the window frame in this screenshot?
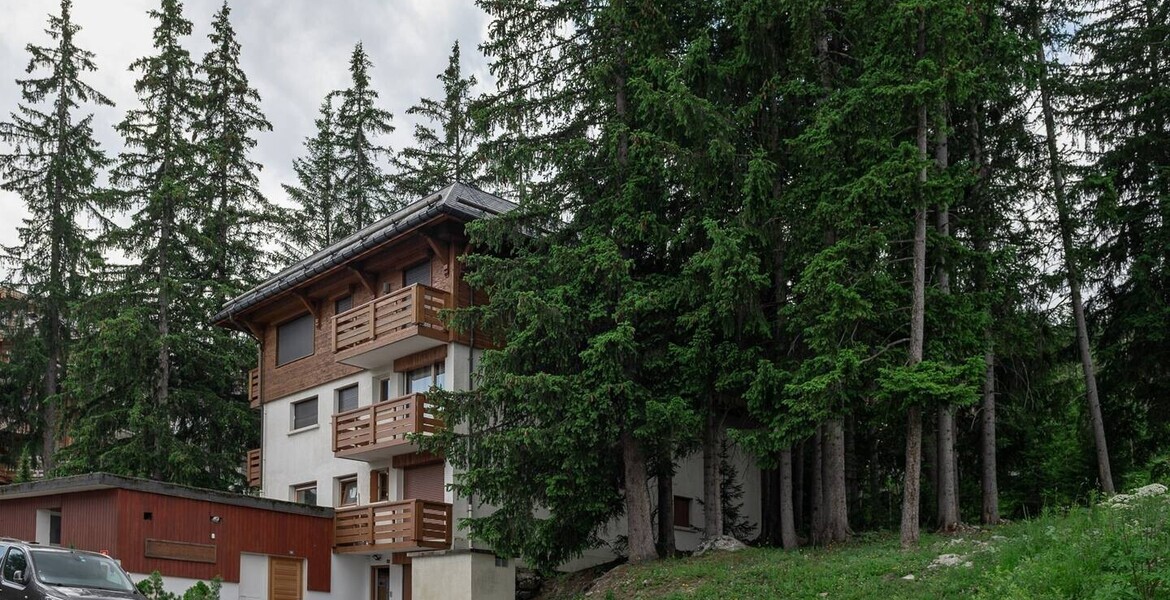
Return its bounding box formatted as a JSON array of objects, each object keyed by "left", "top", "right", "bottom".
[
  {"left": 291, "top": 482, "right": 317, "bottom": 506},
  {"left": 276, "top": 312, "right": 315, "bottom": 366},
  {"left": 337, "top": 475, "right": 359, "bottom": 507},
  {"left": 403, "top": 261, "right": 432, "bottom": 288},
  {"left": 404, "top": 361, "right": 446, "bottom": 395},
  {"left": 290, "top": 396, "right": 319, "bottom": 431},
  {"left": 334, "top": 294, "right": 354, "bottom": 316},
  {"left": 336, "top": 384, "right": 359, "bottom": 414}
]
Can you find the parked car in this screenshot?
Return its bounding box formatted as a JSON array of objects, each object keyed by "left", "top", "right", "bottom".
[{"left": 0, "top": 539, "right": 143, "bottom": 599}]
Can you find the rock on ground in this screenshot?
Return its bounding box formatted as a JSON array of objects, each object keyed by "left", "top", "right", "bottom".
[{"left": 694, "top": 535, "right": 748, "bottom": 556}]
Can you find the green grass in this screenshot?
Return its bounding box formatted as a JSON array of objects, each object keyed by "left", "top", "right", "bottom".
[{"left": 540, "top": 492, "right": 1170, "bottom": 600}]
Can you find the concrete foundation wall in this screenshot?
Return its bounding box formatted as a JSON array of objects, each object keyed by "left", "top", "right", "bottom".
[{"left": 412, "top": 550, "right": 514, "bottom": 600}]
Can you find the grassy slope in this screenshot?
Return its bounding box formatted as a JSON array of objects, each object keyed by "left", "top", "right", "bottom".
[{"left": 540, "top": 492, "right": 1170, "bottom": 600}]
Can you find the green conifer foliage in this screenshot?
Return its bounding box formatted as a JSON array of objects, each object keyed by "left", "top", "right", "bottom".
[
  {"left": 392, "top": 41, "right": 487, "bottom": 199},
  {"left": 278, "top": 97, "right": 342, "bottom": 262},
  {"left": 0, "top": 0, "right": 114, "bottom": 473},
  {"left": 335, "top": 42, "right": 396, "bottom": 232}
]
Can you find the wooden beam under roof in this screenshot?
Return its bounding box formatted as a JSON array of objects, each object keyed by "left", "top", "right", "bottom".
[{"left": 347, "top": 265, "right": 378, "bottom": 297}]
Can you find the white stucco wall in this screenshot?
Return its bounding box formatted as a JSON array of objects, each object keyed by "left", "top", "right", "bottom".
[
  {"left": 412, "top": 551, "right": 514, "bottom": 600},
  {"left": 237, "top": 553, "right": 267, "bottom": 600}
]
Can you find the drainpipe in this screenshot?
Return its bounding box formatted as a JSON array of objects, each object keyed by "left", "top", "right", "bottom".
[{"left": 466, "top": 285, "right": 475, "bottom": 550}]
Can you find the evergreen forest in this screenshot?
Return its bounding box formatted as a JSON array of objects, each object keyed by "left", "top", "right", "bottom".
[{"left": 1, "top": 0, "right": 1168, "bottom": 570}]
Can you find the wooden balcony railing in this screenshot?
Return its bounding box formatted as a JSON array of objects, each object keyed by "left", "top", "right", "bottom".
[
  {"left": 245, "top": 448, "right": 262, "bottom": 488},
  {"left": 333, "top": 284, "right": 450, "bottom": 357},
  {"left": 333, "top": 499, "right": 453, "bottom": 554},
  {"left": 248, "top": 368, "right": 260, "bottom": 407},
  {"left": 332, "top": 394, "right": 443, "bottom": 460}
]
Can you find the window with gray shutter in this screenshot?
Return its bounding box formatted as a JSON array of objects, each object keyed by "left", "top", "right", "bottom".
[
  {"left": 403, "top": 261, "right": 431, "bottom": 287},
  {"left": 277, "top": 313, "right": 314, "bottom": 365},
  {"left": 336, "top": 384, "right": 359, "bottom": 413},
  {"left": 334, "top": 295, "right": 353, "bottom": 315},
  {"left": 291, "top": 397, "right": 318, "bottom": 430}
]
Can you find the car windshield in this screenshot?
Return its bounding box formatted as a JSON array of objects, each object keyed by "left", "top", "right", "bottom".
[{"left": 30, "top": 550, "right": 135, "bottom": 592}]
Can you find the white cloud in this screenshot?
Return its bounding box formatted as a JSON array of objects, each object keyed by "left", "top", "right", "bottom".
[{"left": 0, "top": 0, "right": 492, "bottom": 258}]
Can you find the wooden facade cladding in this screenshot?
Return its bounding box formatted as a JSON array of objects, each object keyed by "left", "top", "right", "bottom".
[
  {"left": 332, "top": 393, "right": 443, "bottom": 461},
  {"left": 0, "top": 485, "right": 333, "bottom": 592},
  {"left": 248, "top": 368, "right": 260, "bottom": 408},
  {"left": 246, "top": 448, "right": 262, "bottom": 488},
  {"left": 333, "top": 499, "right": 452, "bottom": 554}
]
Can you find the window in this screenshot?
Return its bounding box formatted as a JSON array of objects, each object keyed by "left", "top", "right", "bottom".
[
  {"left": 405, "top": 362, "right": 445, "bottom": 394},
  {"left": 277, "top": 313, "right": 314, "bottom": 365},
  {"left": 372, "top": 469, "right": 390, "bottom": 502},
  {"left": 379, "top": 378, "right": 394, "bottom": 401},
  {"left": 337, "top": 476, "right": 359, "bottom": 506},
  {"left": 673, "top": 496, "right": 692, "bottom": 528},
  {"left": 403, "top": 261, "right": 431, "bottom": 287},
  {"left": 336, "top": 384, "right": 359, "bottom": 413},
  {"left": 291, "top": 397, "right": 318, "bottom": 430},
  {"left": 334, "top": 295, "right": 353, "bottom": 315},
  {"left": 2, "top": 547, "right": 26, "bottom": 583},
  {"left": 292, "top": 483, "right": 317, "bottom": 505}
]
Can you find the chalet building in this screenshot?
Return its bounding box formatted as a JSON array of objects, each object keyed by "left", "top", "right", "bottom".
[{"left": 0, "top": 183, "right": 761, "bottom": 600}]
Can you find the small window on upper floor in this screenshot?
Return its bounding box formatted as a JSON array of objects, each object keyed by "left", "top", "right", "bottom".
[
  {"left": 336, "top": 384, "right": 359, "bottom": 413},
  {"left": 379, "top": 377, "right": 394, "bottom": 402},
  {"left": 292, "top": 482, "right": 317, "bottom": 506},
  {"left": 337, "top": 476, "right": 359, "bottom": 507},
  {"left": 403, "top": 261, "right": 431, "bottom": 288},
  {"left": 276, "top": 313, "right": 314, "bottom": 366},
  {"left": 291, "top": 396, "right": 318, "bottom": 431},
  {"left": 334, "top": 295, "right": 354, "bottom": 315},
  {"left": 405, "top": 362, "right": 445, "bottom": 394}
]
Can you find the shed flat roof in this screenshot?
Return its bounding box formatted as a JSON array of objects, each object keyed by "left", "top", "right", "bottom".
[{"left": 0, "top": 472, "right": 333, "bottom": 518}]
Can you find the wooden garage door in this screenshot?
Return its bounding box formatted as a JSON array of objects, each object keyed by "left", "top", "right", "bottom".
[
  {"left": 268, "top": 557, "right": 303, "bottom": 600},
  {"left": 403, "top": 462, "right": 445, "bottom": 502}
]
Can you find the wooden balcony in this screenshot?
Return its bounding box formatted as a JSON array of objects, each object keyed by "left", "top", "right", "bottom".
[
  {"left": 333, "top": 393, "right": 443, "bottom": 462},
  {"left": 332, "top": 284, "right": 451, "bottom": 368},
  {"left": 245, "top": 448, "right": 262, "bottom": 488},
  {"left": 248, "top": 368, "right": 260, "bottom": 408},
  {"left": 333, "top": 499, "right": 453, "bottom": 554}
]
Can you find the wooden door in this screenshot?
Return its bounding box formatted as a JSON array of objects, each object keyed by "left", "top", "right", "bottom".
[
  {"left": 402, "top": 462, "right": 444, "bottom": 502},
  {"left": 372, "top": 566, "right": 390, "bottom": 600},
  {"left": 402, "top": 564, "right": 412, "bottom": 600},
  {"left": 268, "top": 557, "right": 303, "bottom": 600}
]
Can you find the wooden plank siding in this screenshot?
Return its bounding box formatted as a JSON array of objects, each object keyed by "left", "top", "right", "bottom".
[
  {"left": 0, "top": 489, "right": 120, "bottom": 552},
  {"left": 113, "top": 488, "right": 333, "bottom": 591}
]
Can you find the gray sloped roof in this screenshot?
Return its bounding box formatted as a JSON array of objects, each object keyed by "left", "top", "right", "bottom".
[{"left": 212, "top": 182, "right": 517, "bottom": 324}]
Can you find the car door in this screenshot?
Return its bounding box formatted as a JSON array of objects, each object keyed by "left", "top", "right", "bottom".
[{"left": 0, "top": 546, "right": 31, "bottom": 600}]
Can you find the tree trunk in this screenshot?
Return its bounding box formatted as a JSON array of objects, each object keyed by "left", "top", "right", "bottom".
[
  {"left": 780, "top": 447, "right": 798, "bottom": 550},
  {"left": 1035, "top": 29, "right": 1115, "bottom": 494},
  {"left": 794, "top": 440, "right": 804, "bottom": 531},
  {"left": 623, "top": 431, "right": 657, "bottom": 563},
  {"left": 702, "top": 413, "right": 723, "bottom": 538},
  {"left": 824, "top": 418, "right": 849, "bottom": 543},
  {"left": 980, "top": 342, "right": 999, "bottom": 524},
  {"left": 811, "top": 426, "right": 826, "bottom": 545},
  {"left": 657, "top": 466, "right": 676, "bottom": 557},
  {"left": 901, "top": 12, "right": 928, "bottom": 547},
  {"left": 845, "top": 415, "right": 860, "bottom": 521},
  {"left": 934, "top": 99, "right": 960, "bottom": 532}
]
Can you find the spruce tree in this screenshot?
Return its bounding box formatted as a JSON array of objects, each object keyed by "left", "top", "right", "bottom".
[
  {"left": 0, "top": 0, "right": 113, "bottom": 473},
  {"left": 60, "top": 0, "right": 254, "bottom": 489},
  {"left": 334, "top": 42, "right": 396, "bottom": 231},
  {"left": 278, "top": 96, "right": 343, "bottom": 262},
  {"left": 392, "top": 41, "right": 487, "bottom": 199}
]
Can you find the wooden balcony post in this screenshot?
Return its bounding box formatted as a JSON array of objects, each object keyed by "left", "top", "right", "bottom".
[
  {"left": 412, "top": 285, "right": 425, "bottom": 325},
  {"left": 412, "top": 394, "right": 424, "bottom": 439},
  {"left": 368, "top": 506, "right": 376, "bottom": 546},
  {"left": 412, "top": 499, "right": 423, "bottom": 544}
]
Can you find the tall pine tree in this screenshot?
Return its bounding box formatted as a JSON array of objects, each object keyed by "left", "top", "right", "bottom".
[
  {"left": 335, "top": 42, "right": 396, "bottom": 230},
  {"left": 278, "top": 96, "right": 343, "bottom": 262},
  {"left": 0, "top": 0, "right": 113, "bottom": 473}
]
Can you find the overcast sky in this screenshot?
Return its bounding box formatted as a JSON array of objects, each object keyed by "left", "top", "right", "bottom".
[{"left": 0, "top": 0, "right": 492, "bottom": 259}]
